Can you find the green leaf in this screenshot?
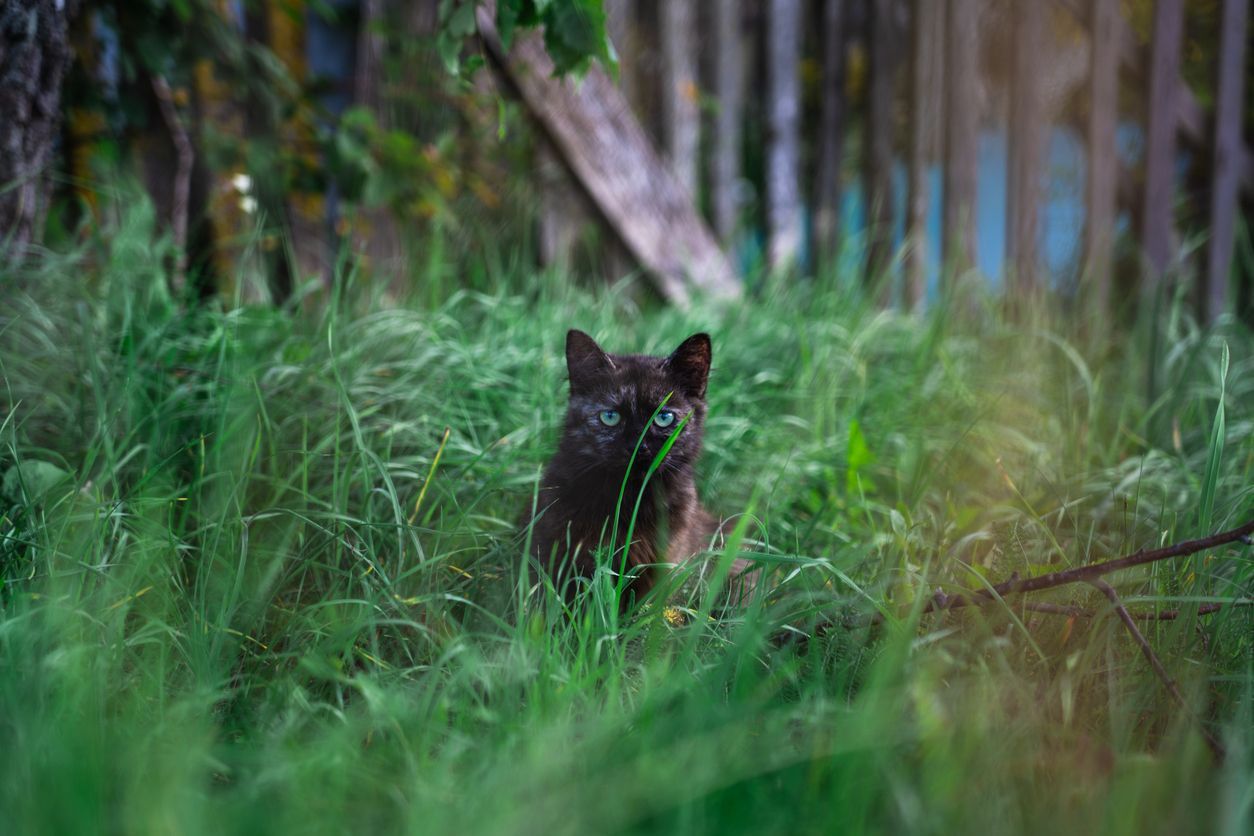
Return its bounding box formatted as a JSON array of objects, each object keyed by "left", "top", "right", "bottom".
[{"left": 845, "top": 419, "right": 874, "bottom": 496}]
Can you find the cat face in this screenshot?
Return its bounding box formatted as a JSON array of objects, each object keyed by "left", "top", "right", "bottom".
[{"left": 559, "top": 330, "right": 711, "bottom": 472}]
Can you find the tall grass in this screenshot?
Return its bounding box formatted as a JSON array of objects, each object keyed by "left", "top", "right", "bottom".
[{"left": 1, "top": 210, "right": 1252, "bottom": 834}]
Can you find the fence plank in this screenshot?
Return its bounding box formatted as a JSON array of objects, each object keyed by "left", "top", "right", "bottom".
[
  {"left": 710, "top": 0, "right": 743, "bottom": 244},
  {"left": 766, "top": 0, "right": 804, "bottom": 268},
  {"left": 907, "top": 0, "right": 944, "bottom": 310},
  {"left": 943, "top": 0, "right": 980, "bottom": 278},
  {"left": 867, "top": 0, "right": 897, "bottom": 290},
  {"left": 1007, "top": 0, "right": 1044, "bottom": 294},
  {"left": 661, "top": 0, "right": 699, "bottom": 198},
  {"left": 1141, "top": 0, "right": 1184, "bottom": 278},
  {"left": 1054, "top": 0, "right": 1252, "bottom": 197},
  {"left": 1205, "top": 0, "right": 1250, "bottom": 322},
  {"left": 815, "top": 0, "right": 846, "bottom": 257},
  {"left": 1084, "top": 0, "right": 1119, "bottom": 305}
]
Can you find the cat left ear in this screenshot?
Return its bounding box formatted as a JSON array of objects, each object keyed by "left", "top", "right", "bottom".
[
  {"left": 665, "top": 333, "right": 711, "bottom": 398},
  {"left": 566, "top": 329, "right": 612, "bottom": 394}
]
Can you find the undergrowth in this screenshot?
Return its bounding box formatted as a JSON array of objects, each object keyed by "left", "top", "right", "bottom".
[{"left": 1, "top": 211, "right": 1252, "bottom": 834}]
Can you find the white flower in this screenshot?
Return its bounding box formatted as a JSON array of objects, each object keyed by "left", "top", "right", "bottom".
[
  {"left": 231, "top": 173, "right": 253, "bottom": 194},
  {"left": 239, "top": 196, "right": 258, "bottom": 214}
]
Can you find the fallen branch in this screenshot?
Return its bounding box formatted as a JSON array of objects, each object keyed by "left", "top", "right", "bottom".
[
  {"left": 917, "top": 520, "right": 1254, "bottom": 617},
  {"left": 1089, "top": 579, "right": 1225, "bottom": 762}
]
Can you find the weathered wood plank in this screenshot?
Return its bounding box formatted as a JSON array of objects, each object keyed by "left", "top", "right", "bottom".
[
  {"left": 815, "top": 0, "right": 847, "bottom": 257},
  {"left": 867, "top": 0, "right": 897, "bottom": 291},
  {"left": 943, "top": 0, "right": 980, "bottom": 277},
  {"left": 661, "top": 0, "right": 699, "bottom": 198},
  {"left": 1007, "top": 0, "right": 1044, "bottom": 294},
  {"left": 475, "top": 6, "right": 739, "bottom": 304},
  {"left": 1084, "top": 0, "right": 1119, "bottom": 306},
  {"left": 907, "top": 0, "right": 944, "bottom": 310},
  {"left": 1204, "top": 0, "right": 1249, "bottom": 322},
  {"left": 1141, "top": 0, "right": 1184, "bottom": 278},
  {"left": 766, "top": 0, "right": 804, "bottom": 268},
  {"left": 710, "top": 0, "right": 743, "bottom": 244}
]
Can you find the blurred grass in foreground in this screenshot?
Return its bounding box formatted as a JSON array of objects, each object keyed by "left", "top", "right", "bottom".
[{"left": 1, "top": 208, "right": 1252, "bottom": 835}]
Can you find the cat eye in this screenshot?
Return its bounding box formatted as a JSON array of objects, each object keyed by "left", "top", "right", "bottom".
[
  {"left": 653, "top": 410, "right": 677, "bottom": 428},
  {"left": 598, "top": 410, "right": 621, "bottom": 427}
]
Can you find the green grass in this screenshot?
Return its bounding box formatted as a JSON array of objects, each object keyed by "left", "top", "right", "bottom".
[{"left": 1, "top": 210, "right": 1252, "bottom": 835}]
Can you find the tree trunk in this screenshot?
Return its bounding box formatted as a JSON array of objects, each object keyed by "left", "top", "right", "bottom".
[
  {"left": 766, "top": 0, "right": 803, "bottom": 269},
  {"left": 660, "top": 0, "right": 699, "bottom": 198},
  {"left": 476, "top": 6, "right": 739, "bottom": 304},
  {"left": 709, "top": 0, "right": 742, "bottom": 244},
  {"left": 0, "top": 0, "right": 74, "bottom": 263}
]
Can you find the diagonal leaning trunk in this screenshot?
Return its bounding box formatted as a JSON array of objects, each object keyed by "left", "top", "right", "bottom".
[
  {"left": 0, "top": 0, "right": 74, "bottom": 263},
  {"left": 475, "top": 5, "right": 740, "bottom": 306}
]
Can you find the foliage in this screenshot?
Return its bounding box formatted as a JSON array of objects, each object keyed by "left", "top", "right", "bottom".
[
  {"left": 438, "top": 0, "right": 614, "bottom": 77},
  {"left": 1, "top": 206, "right": 1252, "bottom": 833}
]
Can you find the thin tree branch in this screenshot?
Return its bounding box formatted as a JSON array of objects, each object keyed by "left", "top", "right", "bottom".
[
  {"left": 1089, "top": 579, "right": 1225, "bottom": 762},
  {"left": 151, "top": 74, "right": 193, "bottom": 297}
]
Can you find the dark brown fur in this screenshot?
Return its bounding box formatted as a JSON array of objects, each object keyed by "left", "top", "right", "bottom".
[{"left": 529, "top": 330, "right": 742, "bottom": 598}]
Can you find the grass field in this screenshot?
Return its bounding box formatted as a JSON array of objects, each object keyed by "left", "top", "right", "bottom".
[{"left": 2, "top": 214, "right": 1252, "bottom": 834}]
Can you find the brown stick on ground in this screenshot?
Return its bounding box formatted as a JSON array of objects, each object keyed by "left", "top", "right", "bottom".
[{"left": 1089, "top": 579, "right": 1226, "bottom": 762}]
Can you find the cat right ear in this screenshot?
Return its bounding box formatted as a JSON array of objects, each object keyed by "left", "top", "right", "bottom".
[{"left": 566, "top": 330, "right": 611, "bottom": 394}]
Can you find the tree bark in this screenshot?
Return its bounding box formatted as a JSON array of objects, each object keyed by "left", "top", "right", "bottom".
[
  {"left": 0, "top": 0, "right": 74, "bottom": 263},
  {"left": 766, "top": 0, "right": 803, "bottom": 269}
]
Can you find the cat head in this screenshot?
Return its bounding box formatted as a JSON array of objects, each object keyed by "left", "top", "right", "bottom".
[{"left": 559, "top": 329, "right": 711, "bottom": 472}]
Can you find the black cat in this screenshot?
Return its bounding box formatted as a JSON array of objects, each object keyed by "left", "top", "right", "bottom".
[{"left": 528, "top": 329, "right": 753, "bottom": 599}]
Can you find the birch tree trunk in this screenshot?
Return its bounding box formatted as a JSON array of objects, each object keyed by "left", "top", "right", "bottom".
[
  {"left": 0, "top": 0, "right": 74, "bottom": 263},
  {"left": 766, "top": 0, "right": 803, "bottom": 269}
]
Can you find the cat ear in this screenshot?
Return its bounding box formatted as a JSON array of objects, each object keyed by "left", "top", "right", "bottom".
[
  {"left": 566, "top": 329, "right": 612, "bottom": 394},
  {"left": 665, "top": 333, "right": 711, "bottom": 398}
]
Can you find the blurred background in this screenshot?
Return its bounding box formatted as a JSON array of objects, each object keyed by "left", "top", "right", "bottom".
[{"left": 4, "top": 0, "right": 1251, "bottom": 316}]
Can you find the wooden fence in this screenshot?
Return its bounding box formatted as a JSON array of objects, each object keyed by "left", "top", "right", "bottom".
[{"left": 906, "top": 0, "right": 1251, "bottom": 317}]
